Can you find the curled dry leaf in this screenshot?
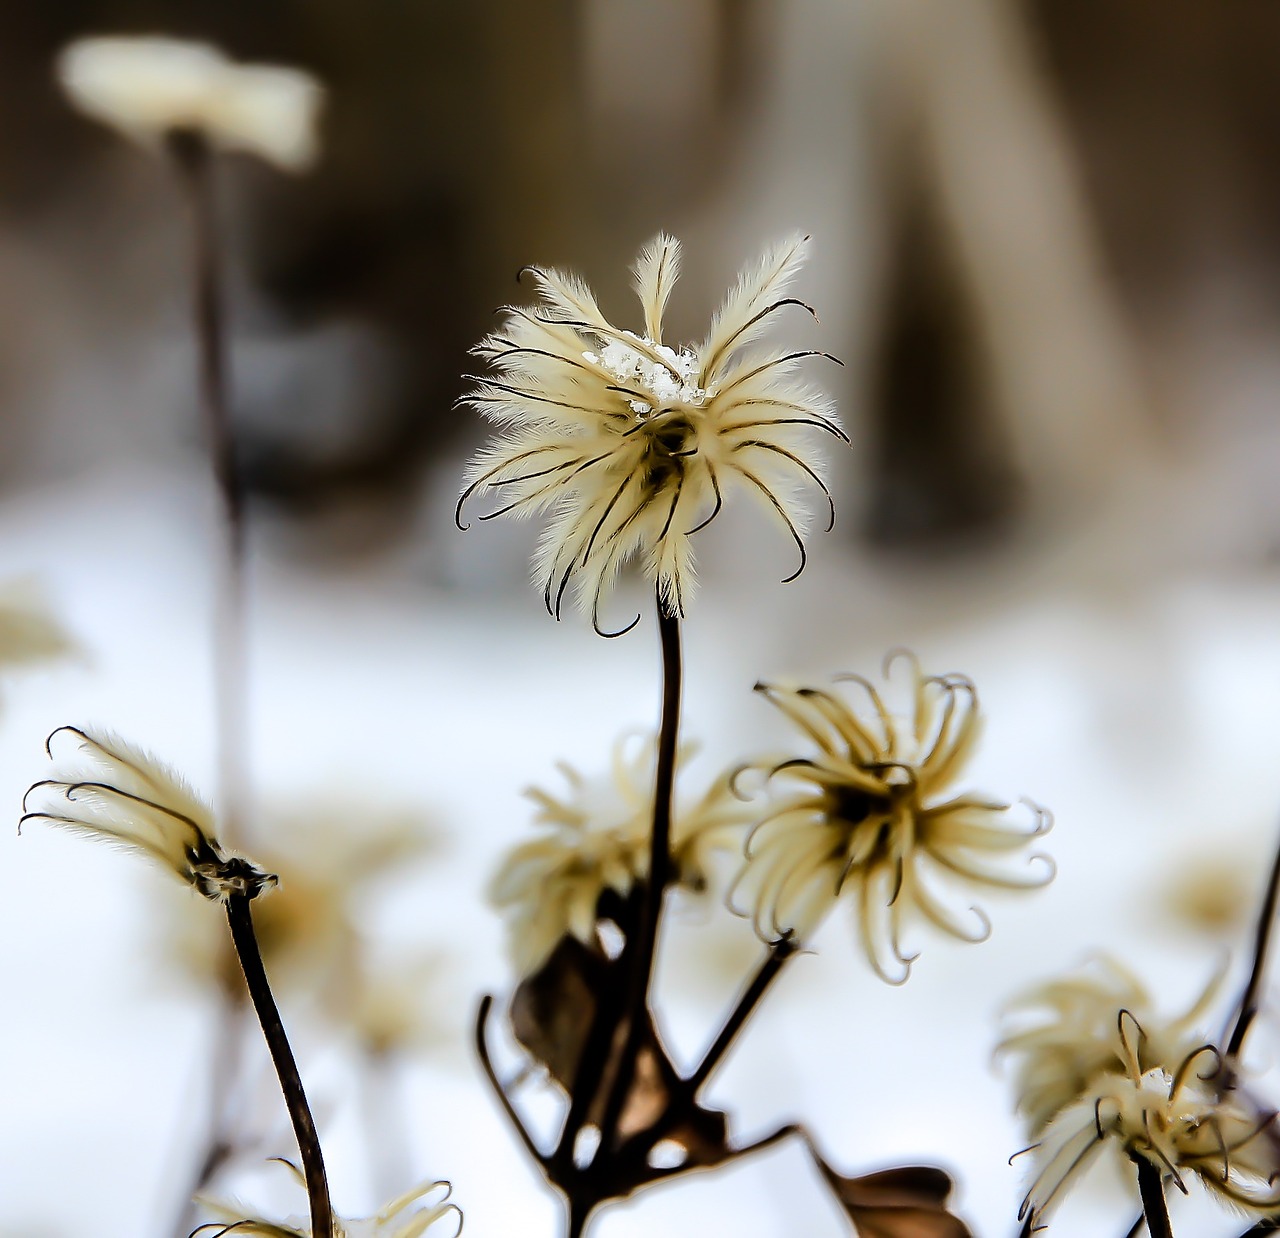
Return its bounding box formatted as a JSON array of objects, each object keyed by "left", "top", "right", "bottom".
[
  {"left": 508, "top": 918, "right": 732, "bottom": 1180},
  {"left": 809, "top": 1153, "right": 973, "bottom": 1238}
]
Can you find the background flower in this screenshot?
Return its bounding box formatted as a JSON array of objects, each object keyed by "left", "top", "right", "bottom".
[
  {"left": 489, "top": 731, "right": 753, "bottom": 975},
  {"left": 198, "top": 1162, "right": 460, "bottom": 1237},
  {"left": 999, "top": 954, "right": 1221, "bottom": 1137},
  {"left": 57, "top": 35, "right": 323, "bottom": 171}
]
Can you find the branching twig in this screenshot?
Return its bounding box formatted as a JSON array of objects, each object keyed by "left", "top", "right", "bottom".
[
  {"left": 476, "top": 995, "right": 547, "bottom": 1169},
  {"left": 688, "top": 935, "right": 797, "bottom": 1095}
]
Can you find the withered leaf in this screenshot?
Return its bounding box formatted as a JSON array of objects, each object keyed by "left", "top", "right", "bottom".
[
  {"left": 507, "top": 928, "right": 732, "bottom": 1181},
  {"left": 810, "top": 1153, "right": 973, "bottom": 1238},
  {"left": 510, "top": 933, "right": 606, "bottom": 1089}
]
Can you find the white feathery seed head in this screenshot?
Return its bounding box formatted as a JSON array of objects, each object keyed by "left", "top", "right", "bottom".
[
  {"left": 1015, "top": 999, "right": 1280, "bottom": 1228},
  {"left": 729, "top": 651, "right": 1053, "bottom": 983},
  {"left": 22, "top": 726, "right": 275, "bottom": 901},
  {"left": 57, "top": 35, "right": 323, "bottom": 171},
  {"left": 458, "top": 233, "right": 844, "bottom": 633},
  {"left": 999, "top": 954, "right": 1223, "bottom": 1137}
]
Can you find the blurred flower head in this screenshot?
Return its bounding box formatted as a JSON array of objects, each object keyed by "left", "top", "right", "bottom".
[
  {"left": 163, "top": 794, "right": 444, "bottom": 1051},
  {"left": 57, "top": 35, "right": 323, "bottom": 171},
  {"left": 1017, "top": 1003, "right": 1280, "bottom": 1227},
  {"left": 489, "top": 732, "right": 753, "bottom": 975},
  {"left": 458, "top": 233, "right": 843, "bottom": 632},
  {"left": 197, "top": 1163, "right": 460, "bottom": 1237},
  {"left": 0, "top": 578, "right": 76, "bottom": 673},
  {"left": 999, "top": 954, "right": 1221, "bottom": 1137},
  {"left": 22, "top": 726, "right": 275, "bottom": 901},
  {"left": 729, "top": 653, "right": 1052, "bottom": 982}
]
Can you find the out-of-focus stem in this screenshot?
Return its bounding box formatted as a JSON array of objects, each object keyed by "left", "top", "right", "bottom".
[
  {"left": 226, "top": 892, "right": 334, "bottom": 1238},
  {"left": 1226, "top": 821, "right": 1280, "bottom": 1061},
  {"left": 167, "top": 128, "right": 249, "bottom": 845}
]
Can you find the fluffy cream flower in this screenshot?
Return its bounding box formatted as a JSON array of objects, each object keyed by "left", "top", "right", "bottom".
[
  {"left": 729, "top": 653, "right": 1052, "bottom": 982},
  {"left": 999, "top": 955, "right": 1221, "bottom": 1137},
  {"left": 197, "top": 1164, "right": 460, "bottom": 1238},
  {"left": 57, "top": 35, "right": 323, "bottom": 171},
  {"left": 22, "top": 726, "right": 275, "bottom": 901},
  {"left": 458, "top": 233, "right": 843, "bottom": 632},
  {"left": 1018, "top": 1005, "right": 1280, "bottom": 1228},
  {"left": 489, "top": 732, "right": 753, "bottom": 975}
]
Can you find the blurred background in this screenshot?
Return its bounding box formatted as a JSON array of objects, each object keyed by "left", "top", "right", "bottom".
[{"left": 3, "top": 1, "right": 1280, "bottom": 1235}]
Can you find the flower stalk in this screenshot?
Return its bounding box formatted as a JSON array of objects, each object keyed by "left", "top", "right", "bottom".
[
  {"left": 1133, "top": 1154, "right": 1173, "bottom": 1238},
  {"left": 225, "top": 891, "right": 334, "bottom": 1238},
  {"left": 688, "top": 933, "right": 797, "bottom": 1095},
  {"left": 598, "top": 591, "right": 682, "bottom": 1148}
]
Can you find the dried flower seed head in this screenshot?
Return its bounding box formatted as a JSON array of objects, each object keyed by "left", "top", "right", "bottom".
[
  {"left": 57, "top": 35, "right": 323, "bottom": 171},
  {"left": 458, "top": 233, "right": 844, "bottom": 632},
  {"left": 729, "top": 653, "right": 1052, "bottom": 982},
  {"left": 1017, "top": 1004, "right": 1280, "bottom": 1228},
  {"left": 197, "top": 1164, "right": 460, "bottom": 1237},
  {"left": 999, "top": 954, "right": 1222, "bottom": 1137},
  {"left": 21, "top": 726, "right": 275, "bottom": 901},
  {"left": 489, "top": 732, "right": 753, "bottom": 975}
]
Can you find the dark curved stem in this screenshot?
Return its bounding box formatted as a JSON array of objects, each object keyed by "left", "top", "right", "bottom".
[
  {"left": 688, "top": 935, "right": 797, "bottom": 1095},
  {"left": 476, "top": 996, "right": 546, "bottom": 1167},
  {"left": 598, "top": 592, "right": 682, "bottom": 1145},
  {"left": 226, "top": 893, "right": 333, "bottom": 1238},
  {"left": 168, "top": 128, "right": 248, "bottom": 845},
  {"left": 1133, "top": 1155, "right": 1172, "bottom": 1238},
  {"left": 565, "top": 1197, "right": 592, "bottom": 1238},
  {"left": 1226, "top": 821, "right": 1280, "bottom": 1061}
]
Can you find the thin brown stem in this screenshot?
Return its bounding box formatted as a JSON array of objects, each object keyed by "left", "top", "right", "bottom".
[
  {"left": 476, "top": 995, "right": 546, "bottom": 1168},
  {"left": 598, "top": 592, "right": 682, "bottom": 1146},
  {"left": 687, "top": 935, "right": 797, "bottom": 1095},
  {"left": 226, "top": 893, "right": 333, "bottom": 1238},
  {"left": 168, "top": 128, "right": 249, "bottom": 846},
  {"left": 1133, "top": 1155, "right": 1173, "bottom": 1238},
  {"left": 1226, "top": 820, "right": 1280, "bottom": 1061}
]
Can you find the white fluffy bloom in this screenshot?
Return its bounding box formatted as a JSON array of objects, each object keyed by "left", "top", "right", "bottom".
[
  {"left": 197, "top": 1165, "right": 460, "bottom": 1238},
  {"left": 57, "top": 35, "right": 323, "bottom": 171},
  {"left": 21, "top": 726, "right": 275, "bottom": 901},
  {"left": 999, "top": 954, "right": 1221, "bottom": 1137},
  {"left": 489, "top": 732, "right": 753, "bottom": 975},
  {"left": 1017, "top": 1004, "right": 1280, "bottom": 1228},
  {"left": 458, "top": 233, "right": 843, "bottom": 631},
  {"left": 729, "top": 653, "right": 1052, "bottom": 982}
]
